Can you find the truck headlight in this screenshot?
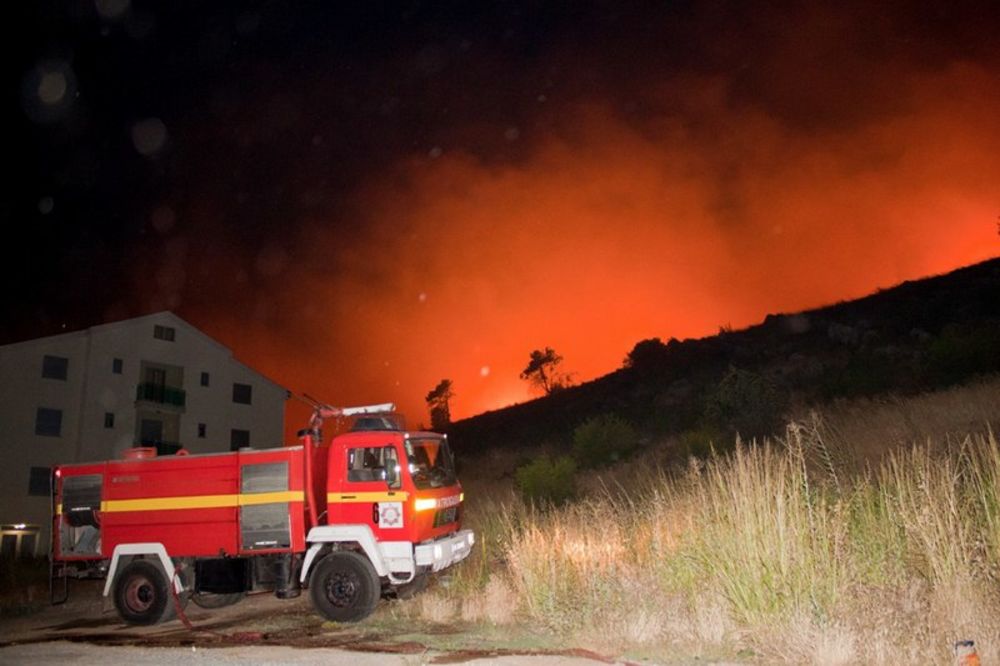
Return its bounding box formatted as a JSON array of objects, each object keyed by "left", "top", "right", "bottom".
[{"left": 414, "top": 497, "right": 437, "bottom": 512}]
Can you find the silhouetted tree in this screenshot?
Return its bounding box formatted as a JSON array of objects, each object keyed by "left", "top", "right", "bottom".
[
  {"left": 520, "top": 347, "right": 571, "bottom": 395},
  {"left": 425, "top": 379, "right": 454, "bottom": 431},
  {"left": 624, "top": 337, "right": 669, "bottom": 369}
]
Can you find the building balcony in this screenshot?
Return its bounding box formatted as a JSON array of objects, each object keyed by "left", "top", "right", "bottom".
[
  {"left": 135, "top": 440, "right": 183, "bottom": 456},
  {"left": 135, "top": 383, "right": 186, "bottom": 408}
]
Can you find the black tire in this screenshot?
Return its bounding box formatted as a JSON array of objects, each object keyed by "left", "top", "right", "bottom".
[
  {"left": 309, "top": 551, "right": 381, "bottom": 622},
  {"left": 190, "top": 592, "right": 245, "bottom": 609},
  {"left": 113, "top": 560, "right": 179, "bottom": 625}
]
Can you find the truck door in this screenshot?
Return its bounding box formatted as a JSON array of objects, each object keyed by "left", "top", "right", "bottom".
[
  {"left": 328, "top": 443, "right": 408, "bottom": 540},
  {"left": 239, "top": 460, "right": 292, "bottom": 552},
  {"left": 58, "top": 473, "right": 103, "bottom": 557}
]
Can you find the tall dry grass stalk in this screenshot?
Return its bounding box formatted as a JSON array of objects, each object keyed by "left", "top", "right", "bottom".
[
  {"left": 445, "top": 379, "right": 1000, "bottom": 662},
  {"left": 440, "top": 381, "right": 1000, "bottom": 664}
]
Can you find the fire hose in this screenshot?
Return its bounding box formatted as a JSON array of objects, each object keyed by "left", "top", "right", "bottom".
[{"left": 170, "top": 567, "right": 264, "bottom": 643}]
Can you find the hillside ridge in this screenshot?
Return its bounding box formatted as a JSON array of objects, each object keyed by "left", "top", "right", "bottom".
[{"left": 447, "top": 256, "right": 1000, "bottom": 451}]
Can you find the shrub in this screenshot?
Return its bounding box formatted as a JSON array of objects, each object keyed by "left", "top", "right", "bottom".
[
  {"left": 676, "top": 424, "right": 729, "bottom": 460},
  {"left": 515, "top": 455, "right": 577, "bottom": 506},
  {"left": 819, "top": 351, "right": 901, "bottom": 399},
  {"left": 705, "top": 367, "right": 787, "bottom": 440},
  {"left": 572, "top": 414, "right": 638, "bottom": 469},
  {"left": 924, "top": 321, "right": 1000, "bottom": 386}
]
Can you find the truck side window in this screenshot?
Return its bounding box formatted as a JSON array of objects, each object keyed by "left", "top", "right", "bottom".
[{"left": 347, "top": 446, "right": 400, "bottom": 488}]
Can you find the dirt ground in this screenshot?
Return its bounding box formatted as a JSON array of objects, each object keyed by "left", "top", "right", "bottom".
[
  {"left": 0, "top": 642, "right": 624, "bottom": 666},
  {"left": 0, "top": 581, "right": 645, "bottom": 665}
]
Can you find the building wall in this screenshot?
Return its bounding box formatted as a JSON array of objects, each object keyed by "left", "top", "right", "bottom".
[
  {"left": 0, "top": 312, "right": 287, "bottom": 556},
  {"left": 0, "top": 332, "right": 88, "bottom": 557}
]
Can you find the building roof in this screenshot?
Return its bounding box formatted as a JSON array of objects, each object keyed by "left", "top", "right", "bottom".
[{"left": 0, "top": 311, "right": 288, "bottom": 394}]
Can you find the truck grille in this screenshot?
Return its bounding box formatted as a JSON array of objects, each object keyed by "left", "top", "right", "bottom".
[{"left": 433, "top": 506, "right": 458, "bottom": 528}]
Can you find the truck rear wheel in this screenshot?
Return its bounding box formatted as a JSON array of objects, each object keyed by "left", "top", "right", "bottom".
[
  {"left": 113, "top": 560, "right": 179, "bottom": 625},
  {"left": 309, "top": 551, "right": 380, "bottom": 622}
]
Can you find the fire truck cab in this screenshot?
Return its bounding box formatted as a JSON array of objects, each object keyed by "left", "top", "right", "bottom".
[{"left": 51, "top": 403, "right": 474, "bottom": 625}]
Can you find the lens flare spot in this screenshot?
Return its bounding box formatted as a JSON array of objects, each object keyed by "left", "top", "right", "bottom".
[
  {"left": 95, "top": 0, "right": 130, "bottom": 20},
  {"left": 131, "top": 117, "right": 168, "bottom": 157},
  {"left": 38, "top": 72, "right": 67, "bottom": 105}
]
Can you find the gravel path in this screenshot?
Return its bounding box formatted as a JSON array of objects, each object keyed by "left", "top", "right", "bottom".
[{"left": 0, "top": 642, "right": 615, "bottom": 665}]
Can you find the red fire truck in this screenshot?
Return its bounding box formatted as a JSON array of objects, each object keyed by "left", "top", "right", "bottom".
[{"left": 51, "top": 402, "right": 474, "bottom": 625}]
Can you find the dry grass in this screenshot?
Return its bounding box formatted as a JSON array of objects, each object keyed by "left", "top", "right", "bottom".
[
  {"left": 800, "top": 377, "right": 1000, "bottom": 468},
  {"left": 416, "top": 590, "right": 457, "bottom": 623},
  {"left": 460, "top": 575, "right": 519, "bottom": 624},
  {"left": 443, "top": 377, "right": 1000, "bottom": 663}
]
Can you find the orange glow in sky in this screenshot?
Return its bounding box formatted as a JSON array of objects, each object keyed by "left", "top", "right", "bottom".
[{"left": 178, "top": 63, "right": 998, "bottom": 440}]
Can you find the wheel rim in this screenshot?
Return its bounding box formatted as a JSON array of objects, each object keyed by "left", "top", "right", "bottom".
[
  {"left": 324, "top": 570, "right": 361, "bottom": 608},
  {"left": 124, "top": 575, "right": 155, "bottom": 612}
]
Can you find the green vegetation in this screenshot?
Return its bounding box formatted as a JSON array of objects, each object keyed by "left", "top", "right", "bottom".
[
  {"left": 514, "top": 455, "right": 577, "bottom": 506},
  {"left": 925, "top": 321, "right": 1000, "bottom": 386},
  {"left": 512, "top": 414, "right": 638, "bottom": 505},
  {"left": 704, "top": 367, "right": 787, "bottom": 441},
  {"left": 571, "top": 413, "right": 638, "bottom": 469}
]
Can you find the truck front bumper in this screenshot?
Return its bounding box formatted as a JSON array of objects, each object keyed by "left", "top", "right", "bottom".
[{"left": 414, "top": 529, "right": 475, "bottom": 572}]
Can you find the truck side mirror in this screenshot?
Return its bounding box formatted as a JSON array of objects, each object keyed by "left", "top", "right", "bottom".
[{"left": 383, "top": 445, "right": 400, "bottom": 489}]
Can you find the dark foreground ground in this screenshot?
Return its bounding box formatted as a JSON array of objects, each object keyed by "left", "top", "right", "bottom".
[{"left": 0, "top": 581, "right": 651, "bottom": 665}]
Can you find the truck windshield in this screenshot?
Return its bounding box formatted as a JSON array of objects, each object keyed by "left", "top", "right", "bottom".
[{"left": 404, "top": 437, "right": 457, "bottom": 489}]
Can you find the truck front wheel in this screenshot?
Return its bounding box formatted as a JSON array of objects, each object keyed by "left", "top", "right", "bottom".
[
  {"left": 113, "top": 560, "right": 179, "bottom": 625},
  {"left": 309, "top": 551, "right": 380, "bottom": 622}
]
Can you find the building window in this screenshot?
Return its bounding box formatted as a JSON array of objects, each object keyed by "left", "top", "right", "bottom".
[
  {"left": 35, "top": 407, "right": 62, "bottom": 437},
  {"left": 112, "top": 358, "right": 123, "bottom": 374},
  {"left": 104, "top": 412, "right": 115, "bottom": 428},
  {"left": 198, "top": 423, "right": 206, "bottom": 438},
  {"left": 28, "top": 467, "right": 50, "bottom": 496},
  {"left": 153, "top": 324, "right": 176, "bottom": 341},
  {"left": 233, "top": 383, "right": 253, "bottom": 405},
  {"left": 42, "top": 355, "right": 68, "bottom": 380},
  {"left": 19, "top": 531, "right": 38, "bottom": 558},
  {"left": 0, "top": 527, "right": 41, "bottom": 558},
  {"left": 230, "top": 429, "right": 250, "bottom": 451},
  {"left": 200, "top": 371, "right": 210, "bottom": 387}
]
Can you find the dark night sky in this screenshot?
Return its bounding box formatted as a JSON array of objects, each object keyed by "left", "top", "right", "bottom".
[{"left": 6, "top": 1, "right": 1000, "bottom": 431}]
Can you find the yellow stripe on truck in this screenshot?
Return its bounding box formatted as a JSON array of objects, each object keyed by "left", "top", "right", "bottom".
[
  {"left": 82, "top": 490, "right": 305, "bottom": 513},
  {"left": 237, "top": 491, "right": 303, "bottom": 506},
  {"left": 328, "top": 491, "right": 409, "bottom": 503}
]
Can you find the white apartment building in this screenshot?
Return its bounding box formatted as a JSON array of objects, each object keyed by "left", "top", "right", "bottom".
[{"left": 0, "top": 311, "right": 287, "bottom": 558}]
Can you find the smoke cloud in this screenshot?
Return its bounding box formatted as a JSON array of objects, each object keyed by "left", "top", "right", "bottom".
[{"left": 118, "top": 3, "right": 999, "bottom": 433}]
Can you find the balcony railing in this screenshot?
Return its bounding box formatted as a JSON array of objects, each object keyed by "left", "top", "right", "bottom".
[
  {"left": 135, "top": 383, "right": 186, "bottom": 407},
  {"left": 135, "top": 441, "right": 183, "bottom": 456}
]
